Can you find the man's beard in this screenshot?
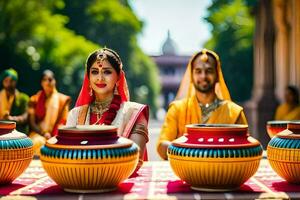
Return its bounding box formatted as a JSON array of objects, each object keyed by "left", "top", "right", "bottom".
[
  {"left": 5, "top": 86, "right": 15, "bottom": 93},
  {"left": 193, "top": 82, "right": 215, "bottom": 93}
]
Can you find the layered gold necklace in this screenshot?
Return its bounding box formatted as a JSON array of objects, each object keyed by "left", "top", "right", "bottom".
[{"left": 90, "top": 96, "right": 113, "bottom": 119}]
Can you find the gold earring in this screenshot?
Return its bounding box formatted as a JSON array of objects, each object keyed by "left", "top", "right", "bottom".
[{"left": 114, "top": 86, "right": 118, "bottom": 95}]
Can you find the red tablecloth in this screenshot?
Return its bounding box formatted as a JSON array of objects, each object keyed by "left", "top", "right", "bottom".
[{"left": 0, "top": 159, "right": 299, "bottom": 199}]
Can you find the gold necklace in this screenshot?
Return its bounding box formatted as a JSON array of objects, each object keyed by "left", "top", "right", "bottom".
[{"left": 90, "top": 96, "right": 113, "bottom": 119}]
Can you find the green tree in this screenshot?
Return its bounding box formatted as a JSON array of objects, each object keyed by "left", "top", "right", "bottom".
[
  {"left": 0, "top": 0, "right": 98, "bottom": 102},
  {"left": 204, "top": 0, "right": 255, "bottom": 102},
  {"left": 128, "top": 46, "right": 160, "bottom": 112},
  {"left": 57, "top": 0, "right": 160, "bottom": 113},
  {"left": 0, "top": 0, "right": 160, "bottom": 113}
]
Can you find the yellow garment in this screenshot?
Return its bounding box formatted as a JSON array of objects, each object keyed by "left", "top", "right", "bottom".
[
  {"left": 29, "top": 91, "right": 59, "bottom": 156},
  {"left": 275, "top": 103, "right": 300, "bottom": 120},
  {"left": 40, "top": 91, "right": 60, "bottom": 134},
  {"left": 157, "top": 95, "right": 247, "bottom": 159},
  {"left": 0, "top": 89, "right": 15, "bottom": 119},
  {"left": 28, "top": 91, "right": 59, "bottom": 133},
  {"left": 29, "top": 90, "right": 70, "bottom": 156}
]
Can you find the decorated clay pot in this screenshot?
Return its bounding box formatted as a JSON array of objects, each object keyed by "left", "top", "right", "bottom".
[
  {"left": 0, "top": 121, "right": 34, "bottom": 184},
  {"left": 267, "top": 122, "right": 300, "bottom": 183},
  {"left": 266, "top": 120, "right": 289, "bottom": 138},
  {"left": 167, "top": 124, "right": 263, "bottom": 192},
  {"left": 40, "top": 125, "right": 139, "bottom": 193}
]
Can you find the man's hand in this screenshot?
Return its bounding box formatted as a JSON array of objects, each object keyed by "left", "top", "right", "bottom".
[
  {"left": 7, "top": 115, "right": 16, "bottom": 121},
  {"left": 2, "top": 111, "right": 10, "bottom": 120},
  {"left": 161, "top": 141, "right": 172, "bottom": 160},
  {"left": 44, "top": 132, "right": 52, "bottom": 139}
]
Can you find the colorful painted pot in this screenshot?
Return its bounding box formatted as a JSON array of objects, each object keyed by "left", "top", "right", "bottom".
[
  {"left": 167, "top": 124, "right": 263, "bottom": 192},
  {"left": 40, "top": 125, "right": 139, "bottom": 193},
  {"left": 267, "top": 122, "right": 300, "bottom": 183},
  {"left": 0, "top": 121, "right": 33, "bottom": 184},
  {"left": 266, "top": 120, "right": 289, "bottom": 138}
]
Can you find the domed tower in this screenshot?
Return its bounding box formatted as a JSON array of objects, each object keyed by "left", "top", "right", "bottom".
[
  {"left": 151, "top": 31, "right": 190, "bottom": 109},
  {"left": 162, "top": 30, "right": 177, "bottom": 55}
]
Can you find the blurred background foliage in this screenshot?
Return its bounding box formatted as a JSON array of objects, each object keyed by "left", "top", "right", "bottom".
[
  {"left": 204, "top": 0, "right": 256, "bottom": 102},
  {"left": 0, "top": 0, "right": 256, "bottom": 115},
  {"left": 0, "top": 0, "right": 160, "bottom": 114}
]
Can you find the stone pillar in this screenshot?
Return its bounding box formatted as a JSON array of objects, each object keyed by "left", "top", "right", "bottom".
[
  {"left": 245, "top": 0, "right": 279, "bottom": 148},
  {"left": 273, "top": 0, "right": 289, "bottom": 102},
  {"left": 289, "top": 0, "right": 300, "bottom": 87}
]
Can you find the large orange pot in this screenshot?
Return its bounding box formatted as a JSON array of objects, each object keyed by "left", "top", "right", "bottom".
[
  {"left": 0, "top": 121, "right": 33, "bottom": 184},
  {"left": 168, "top": 124, "right": 263, "bottom": 191},
  {"left": 40, "top": 125, "right": 139, "bottom": 193},
  {"left": 267, "top": 122, "right": 300, "bottom": 183}
]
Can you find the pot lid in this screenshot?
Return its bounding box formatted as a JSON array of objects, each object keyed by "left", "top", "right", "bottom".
[
  {"left": 0, "top": 121, "right": 16, "bottom": 136},
  {"left": 46, "top": 125, "right": 133, "bottom": 150},
  {"left": 267, "top": 120, "right": 290, "bottom": 126},
  {"left": 172, "top": 124, "right": 261, "bottom": 149}
]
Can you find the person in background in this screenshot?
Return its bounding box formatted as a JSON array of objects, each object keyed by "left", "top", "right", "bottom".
[
  {"left": 28, "top": 69, "right": 71, "bottom": 155},
  {"left": 275, "top": 85, "right": 300, "bottom": 120},
  {"left": 157, "top": 49, "right": 247, "bottom": 160},
  {"left": 0, "top": 68, "right": 29, "bottom": 133}
]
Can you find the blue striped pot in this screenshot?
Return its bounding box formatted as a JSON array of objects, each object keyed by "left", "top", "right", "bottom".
[
  {"left": 40, "top": 125, "right": 139, "bottom": 193},
  {"left": 267, "top": 122, "right": 300, "bottom": 183},
  {"left": 0, "top": 121, "right": 33, "bottom": 184},
  {"left": 168, "top": 124, "right": 263, "bottom": 191}
]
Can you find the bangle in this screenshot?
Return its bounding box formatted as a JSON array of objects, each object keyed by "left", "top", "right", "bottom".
[{"left": 41, "top": 130, "right": 48, "bottom": 136}]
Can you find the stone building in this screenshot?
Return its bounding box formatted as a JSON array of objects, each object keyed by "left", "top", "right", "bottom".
[
  {"left": 245, "top": 0, "right": 300, "bottom": 147},
  {"left": 151, "top": 31, "right": 190, "bottom": 109}
]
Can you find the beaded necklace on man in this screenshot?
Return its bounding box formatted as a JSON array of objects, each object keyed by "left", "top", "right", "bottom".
[{"left": 199, "top": 98, "right": 223, "bottom": 123}]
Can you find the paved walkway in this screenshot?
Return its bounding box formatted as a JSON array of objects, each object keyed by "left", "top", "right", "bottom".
[{"left": 147, "top": 119, "right": 163, "bottom": 161}]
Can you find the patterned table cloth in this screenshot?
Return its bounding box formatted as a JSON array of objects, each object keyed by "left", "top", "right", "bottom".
[{"left": 0, "top": 159, "right": 299, "bottom": 199}]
